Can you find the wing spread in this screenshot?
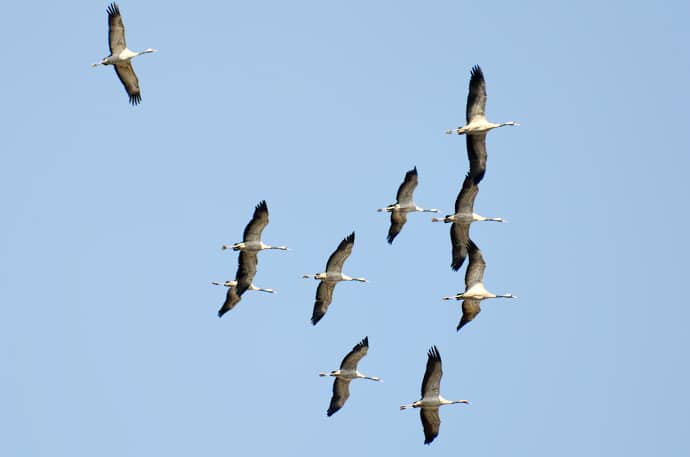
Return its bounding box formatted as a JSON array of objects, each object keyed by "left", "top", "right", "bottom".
[
  {"left": 421, "top": 346, "right": 442, "bottom": 398},
  {"left": 464, "top": 239, "right": 486, "bottom": 289},
  {"left": 466, "top": 65, "right": 487, "bottom": 123},
  {"left": 454, "top": 173, "right": 479, "bottom": 215},
  {"left": 327, "top": 378, "right": 351, "bottom": 417},
  {"left": 107, "top": 3, "right": 126, "bottom": 53},
  {"left": 395, "top": 167, "right": 418, "bottom": 205},
  {"left": 458, "top": 299, "right": 481, "bottom": 331},
  {"left": 235, "top": 251, "right": 258, "bottom": 296},
  {"left": 420, "top": 407, "right": 441, "bottom": 445},
  {"left": 217, "top": 286, "right": 241, "bottom": 318},
  {"left": 243, "top": 200, "right": 269, "bottom": 242},
  {"left": 467, "top": 134, "right": 487, "bottom": 184},
  {"left": 113, "top": 62, "right": 141, "bottom": 105},
  {"left": 325, "top": 232, "right": 354, "bottom": 273},
  {"left": 340, "top": 336, "right": 369, "bottom": 370},
  {"left": 450, "top": 222, "right": 470, "bottom": 271},
  {"left": 311, "top": 281, "right": 336, "bottom": 325},
  {"left": 387, "top": 210, "right": 407, "bottom": 244}
]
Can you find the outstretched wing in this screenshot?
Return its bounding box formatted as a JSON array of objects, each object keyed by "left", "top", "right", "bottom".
[
  {"left": 395, "top": 167, "right": 418, "bottom": 205},
  {"left": 311, "top": 281, "right": 336, "bottom": 325},
  {"left": 325, "top": 232, "right": 354, "bottom": 273},
  {"left": 235, "top": 251, "right": 258, "bottom": 296},
  {"left": 454, "top": 173, "right": 479, "bottom": 215},
  {"left": 464, "top": 239, "right": 486, "bottom": 289},
  {"left": 113, "top": 62, "right": 141, "bottom": 105},
  {"left": 467, "top": 134, "right": 488, "bottom": 184},
  {"left": 217, "top": 286, "right": 241, "bottom": 318},
  {"left": 421, "top": 346, "right": 442, "bottom": 398},
  {"left": 327, "top": 378, "right": 351, "bottom": 417},
  {"left": 450, "top": 222, "right": 470, "bottom": 271},
  {"left": 107, "top": 3, "right": 126, "bottom": 54},
  {"left": 466, "top": 65, "right": 487, "bottom": 123},
  {"left": 339, "top": 336, "right": 369, "bottom": 370},
  {"left": 243, "top": 200, "right": 269, "bottom": 242},
  {"left": 420, "top": 407, "right": 441, "bottom": 445},
  {"left": 387, "top": 210, "right": 407, "bottom": 244},
  {"left": 457, "top": 299, "right": 481, "bottom": 331}
]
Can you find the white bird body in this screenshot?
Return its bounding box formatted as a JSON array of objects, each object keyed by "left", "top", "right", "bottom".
[
  {"left": 319, "top": 369, "right": 381, "bottom": 382},
  {"left": 401, "top": 394, "right": 468, "bottom": 409},
  {"left": 305, "top": 272, "right": 367, "bottom": 283},
  {"left": 320, "top": 337, "right": 382, "bottom": 416},
  {"left": 432, "top": 173, "right": 503, "bottom": 270},
  {"left": 92, "top": 3, "right": 157, "bottom": 105},
  {"left": 228, "top": 240, "right": 288, "bottom": 252},
  {"left": 305, "top": 232, "right": 367, "bottom": 325},
  {"left": 378, "top": 167, "right": 439, "bottom": 244},
  {"left": 212, "top": 281, "right": 276, "bottom": 294},
  {"left": 433, "top": 212, "right": 503, "bottom": 224},
  {"left": 441, "top": 239, "right": 516, "bottom": 331},
  {"left": 445, "top": 65, "right": 518, "bottom": 137},
  {"left": 400, "top": 346, "right": 469, "bottom": 445},
  {"left": 221, "top": 201, "right": 289, "bottom": 253},
  {"left": 449, "top": 119, "right": 517, "bottom": 135}
]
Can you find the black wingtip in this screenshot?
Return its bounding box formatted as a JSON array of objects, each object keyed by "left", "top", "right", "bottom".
[
  {"left": 470, "top": 64, "right": 483, "bottom": 79},
  {"left": 256, "top": 200, "right": 268, "bottom": 211},
  {"left": 326, "top": 408, "right": 339, "bottom": 417},
  {"left": 107, "top": 3, "right": 120, "bottom": 17},
  {"left": 386, "top": 233, "right": 396, "bottom": 244},
  {"left": 345, "top": 232, "right": 355, "bottom": 243},
  {"left": 427, "top": 345, "right": 441, "bottom": 361},
  {"left": 128, "top": 94, "right": 141, "bottom": 106}
]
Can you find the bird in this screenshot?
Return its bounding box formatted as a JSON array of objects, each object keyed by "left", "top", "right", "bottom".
[
  {"left": 213, "top": 279, "right": 275, "bottom": 319},
  {"left": 303, "top": 232, "right": 367, "bottom": 325},
  {"left": 400, "top": 346, "right": 470, "bottom": 445},
  {"left": 432, "top": 173, "right": 504, "bottom": 270},
  {"left": 215, "top": 250, "right": 261, "bottom": 318},
  {"left": 221, "top": 201, "right": 289, "bottom": 252},
  {"left": 377, "top": 167, "right": 439, "bottom": 243},
  {"left": 91, "top": 3, "right": 158, "bottom": 105},
  {"left": 319, "top": 336, "right": 382, "bottom": 416},
  {"left": 211, "top": 280, "right": 276, "bottom": 294},
  {"left": 442, "top": 239, "right": 516, "bottom": 331},
  {"left": 445, "top": 65, "right": 518, "bottom": 183}
]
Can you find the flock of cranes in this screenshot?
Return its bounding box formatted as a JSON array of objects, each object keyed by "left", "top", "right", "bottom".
[{"left": 92, "top": 3, "right": 519, "bottom": 446}]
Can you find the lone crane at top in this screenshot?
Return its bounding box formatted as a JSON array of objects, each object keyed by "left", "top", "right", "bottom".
[
  {"left": 400, "top": 346, "right": 470, "bottom": 445},
  {"left": 91, "top": 3, "right": 157, "bottom": 105},
  {"left": 445, "top": 65, "right": 518, "bottom": 183},
  {"left": 377, "top": 166, "right": 439, "bottom": 244}
]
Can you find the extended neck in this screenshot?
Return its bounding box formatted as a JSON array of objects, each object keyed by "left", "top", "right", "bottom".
[
  {"left": 266, "top": 245, "right": 289, "bottom": 251},
  {"left": 473, "top": 213, "right": 505, "bottom": 222}
]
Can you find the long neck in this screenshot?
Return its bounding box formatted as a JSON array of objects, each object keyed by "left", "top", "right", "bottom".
[
  {"left": 473, "top": 213, "right": 504, "bottom": 222},
  {"left": 351, "top": 277, "right": 368, "bottom": 283}
]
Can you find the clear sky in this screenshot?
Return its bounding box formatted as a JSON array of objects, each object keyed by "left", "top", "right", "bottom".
[{"left": 2, "top": 0, "right": 689, "bottom": 455}]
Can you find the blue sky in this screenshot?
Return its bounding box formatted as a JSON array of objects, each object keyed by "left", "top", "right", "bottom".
[{"left": 2, "top": 0, "right": 690, "bottom": 455}]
